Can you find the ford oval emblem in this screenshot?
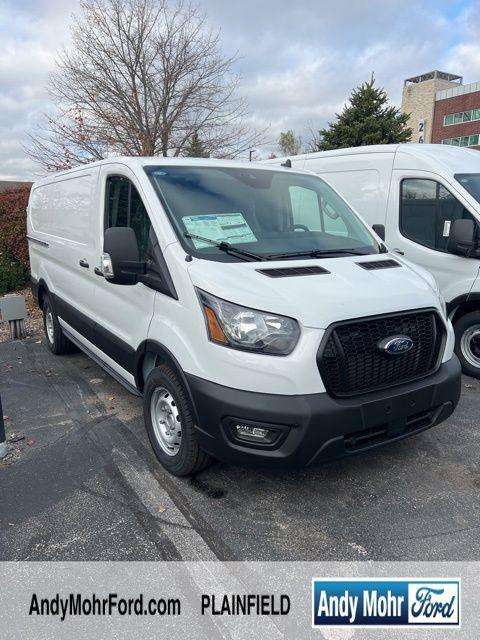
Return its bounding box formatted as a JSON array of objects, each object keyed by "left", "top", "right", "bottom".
[{"left": 378, "top": 335, "right": 414, "bottom": 355}]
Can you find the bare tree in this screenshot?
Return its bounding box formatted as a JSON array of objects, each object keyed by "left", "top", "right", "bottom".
[
  {"left": 28, "top": 0, "right": 265, "bottom": 170},
  {"left": 278, "top": 130, "right": 302, "bottom": 157}
]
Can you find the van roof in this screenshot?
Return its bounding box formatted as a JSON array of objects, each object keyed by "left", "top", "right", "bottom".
[
  {"left": 266, "top": 144, "right": 480, "bottom": 175},
  {"left": 31, "top": 156, "right": 307, "bottom": 187}
]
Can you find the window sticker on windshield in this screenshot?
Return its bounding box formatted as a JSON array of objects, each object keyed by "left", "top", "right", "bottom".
[{"left": 182, "top": 213, "right": 257, "bottom": 248}]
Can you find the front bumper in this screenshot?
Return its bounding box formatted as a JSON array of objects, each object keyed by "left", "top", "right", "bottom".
[{"left": 187, "top": 356, "right": 462, "bottom": 469}]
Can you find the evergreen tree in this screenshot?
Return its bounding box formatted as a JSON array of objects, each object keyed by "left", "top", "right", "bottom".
[
  {"left": 184, "top": 132, "right": 209, "bottom": 158},
  {"left": 311, "top": 75, "right": 412, "bottom": 151}
]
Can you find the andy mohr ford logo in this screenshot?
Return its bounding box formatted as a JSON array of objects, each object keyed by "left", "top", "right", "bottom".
[{"left": 312, "top": 578, "right": 460, "bottom": 628}]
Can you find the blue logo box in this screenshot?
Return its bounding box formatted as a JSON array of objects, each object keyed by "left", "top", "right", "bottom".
[{"left": 312, "top": 578, "right": 460, "bottom": 628}]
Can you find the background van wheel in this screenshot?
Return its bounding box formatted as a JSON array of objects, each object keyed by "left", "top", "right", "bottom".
[
  {"left": 454, "top": 311, "right": 480, "bottom": 379},
  {"left": 143, "top": 364, "right": 212, "bottom": 476},
  {"left": 42, "top": 294, "right": 73, "bottom": 355}
]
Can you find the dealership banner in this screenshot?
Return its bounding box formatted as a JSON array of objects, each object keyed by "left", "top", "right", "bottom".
[{"left": 0, "top": 561, "right": 476, "bottom": 638}]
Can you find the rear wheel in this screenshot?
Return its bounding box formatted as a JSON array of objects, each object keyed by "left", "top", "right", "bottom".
[
  {"left": 143, "top": 364, "right": 212, "bottom": 476},
  {"left": 42, "top": 294, "right": 73, "bottom": 355},
  {"left": 454, "top": 311, "right": 480, "bottom": 378}
]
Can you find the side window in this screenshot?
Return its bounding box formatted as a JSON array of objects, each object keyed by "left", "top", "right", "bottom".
[
  {"left": 289, "top": 186, "right": 321, "bottom": 230},
  {"left": 400, "top": 179, "right": 475, "bottom": 252},
  {"left": 105, "top": 176, "right": 152, "bottom": 259},
  {"left": 400, "top": 179, "right": 437, "bottom": 249}
]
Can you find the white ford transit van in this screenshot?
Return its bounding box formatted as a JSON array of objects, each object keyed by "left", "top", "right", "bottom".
[
  {"left": 264, "top": 145, "right": 480, "bottom": 378},
  {"left": 27, "top": 158, "right": 461, "bottom": 476}
]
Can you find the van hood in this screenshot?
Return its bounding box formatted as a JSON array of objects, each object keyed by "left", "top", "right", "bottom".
[{"left": 187, "top": 253, "right": 442, "bottom": 329}]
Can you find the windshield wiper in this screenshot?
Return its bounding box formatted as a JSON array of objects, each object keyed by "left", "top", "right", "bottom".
[
  {"left": 184, "top": 232, "right": 266, "bottom": 262},
  {"left": 267, "top": 248, "right": 371, "bottom": 260}
]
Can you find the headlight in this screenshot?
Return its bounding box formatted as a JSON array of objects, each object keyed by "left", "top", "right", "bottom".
[{"left": 197, "top": 289, "right": 300, "bottom": 355}]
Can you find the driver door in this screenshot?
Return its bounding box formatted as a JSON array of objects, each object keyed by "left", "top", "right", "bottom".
[
  {"left": 386, "top": 173, "right": 480, "bottom": 302},
  {"left": 92, "top": 165, "right": 157, "bottom": 380}
]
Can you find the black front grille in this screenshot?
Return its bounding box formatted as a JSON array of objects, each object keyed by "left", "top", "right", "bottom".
[{"left": 318, "top": 310, "right": 445, "bottom": 397}]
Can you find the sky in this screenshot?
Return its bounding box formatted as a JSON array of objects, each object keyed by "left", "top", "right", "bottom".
[{"left": 1, "top": 0, "right": 480, "bottom": 179}]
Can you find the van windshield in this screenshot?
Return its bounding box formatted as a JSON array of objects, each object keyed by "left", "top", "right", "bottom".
[
  {"left": 456, "top": 174, "right": 480, "bottom": 204},
  {"left": 145, "top": 165, "right": 381, "bottom": 261}
]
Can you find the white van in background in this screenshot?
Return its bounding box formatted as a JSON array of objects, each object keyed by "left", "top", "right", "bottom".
[
  {"left": 27, "top": 157, "right": 461, "bottom": 476},
  {"left": 264, "top": 145, "right": 480, "bottom": 378}
]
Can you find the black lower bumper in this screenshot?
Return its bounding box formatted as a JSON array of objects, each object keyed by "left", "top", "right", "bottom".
[{"left": 187, "top": 356, "right": 462, "bottom": 469}]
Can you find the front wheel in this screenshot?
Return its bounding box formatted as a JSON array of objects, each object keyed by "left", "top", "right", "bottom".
[
  {"left": 143, "top": 364, "right": 213, "bottom": 476},
  {"left": 454, "top": 311, "right": 480, "bottom": 378}
]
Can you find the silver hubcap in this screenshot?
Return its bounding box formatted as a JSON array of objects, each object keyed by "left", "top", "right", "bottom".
[
  {"left": 460, "top": 324, "right": 480, "bottom": 368},
  {"left": 45, "top": 309, "right": 55, "bottom": 344},
  {"left": 150, "top": 387, "right": 182, "bottom": 456}
]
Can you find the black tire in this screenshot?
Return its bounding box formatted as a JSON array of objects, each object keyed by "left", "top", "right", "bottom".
[
  {"left": 454, "top": 310, "right": 480, "bottom": 379},
  {"left": 143, "top": 364, "right": 213, "bottom": 476},
  {"left": 42, "top": 294, "right": 73, "bottom": 355}
]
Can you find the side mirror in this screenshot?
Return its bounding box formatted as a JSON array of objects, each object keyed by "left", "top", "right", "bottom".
[
  {"left": 103, "top": 227, "right": 146, "bottom": 285},
  {"left": 372, "top": 224, "right": 385, "bottom": 241},
  {"left": 447, "top": 219, "right": 476, "bottom": 256}
]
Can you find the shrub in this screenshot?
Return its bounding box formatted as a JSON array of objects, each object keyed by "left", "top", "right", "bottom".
[
  {"left": 0, "top": 185, "right": 31, "bottom": 270},
  {"left": 0, "top": 247, "right": 27, "bottom": 295}
]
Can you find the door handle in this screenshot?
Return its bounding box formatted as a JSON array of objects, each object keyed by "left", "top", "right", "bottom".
[
  {"left": 94, "top": 267, "right": 104, "bottom": 277},
  {"left": 79, "top": 259, "right": 89, "bottom": 268},
  {"left": 393, "top": 248, "right": 405, "bottom": 256}
]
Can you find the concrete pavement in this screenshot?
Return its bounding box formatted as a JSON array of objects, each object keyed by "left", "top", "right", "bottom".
[{"left": 1, "top": 338, "right": 479, "bottom": 561}]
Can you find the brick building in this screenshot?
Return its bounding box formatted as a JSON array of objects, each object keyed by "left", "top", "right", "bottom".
[
  {"left": 432, "top": 81, "right": 480, "bottom": 150},
  {"left": 401, "top": 71, "right": 480, "bottom": 151}
]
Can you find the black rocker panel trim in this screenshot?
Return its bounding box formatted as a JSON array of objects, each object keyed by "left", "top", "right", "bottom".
[{"left": 51, "top": 293, "right": 136, "bottom": 375}]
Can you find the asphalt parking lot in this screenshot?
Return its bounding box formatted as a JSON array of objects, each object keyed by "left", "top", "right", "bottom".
[{"left": 1, "top": 337, "right": 480, "bottom": 562}]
